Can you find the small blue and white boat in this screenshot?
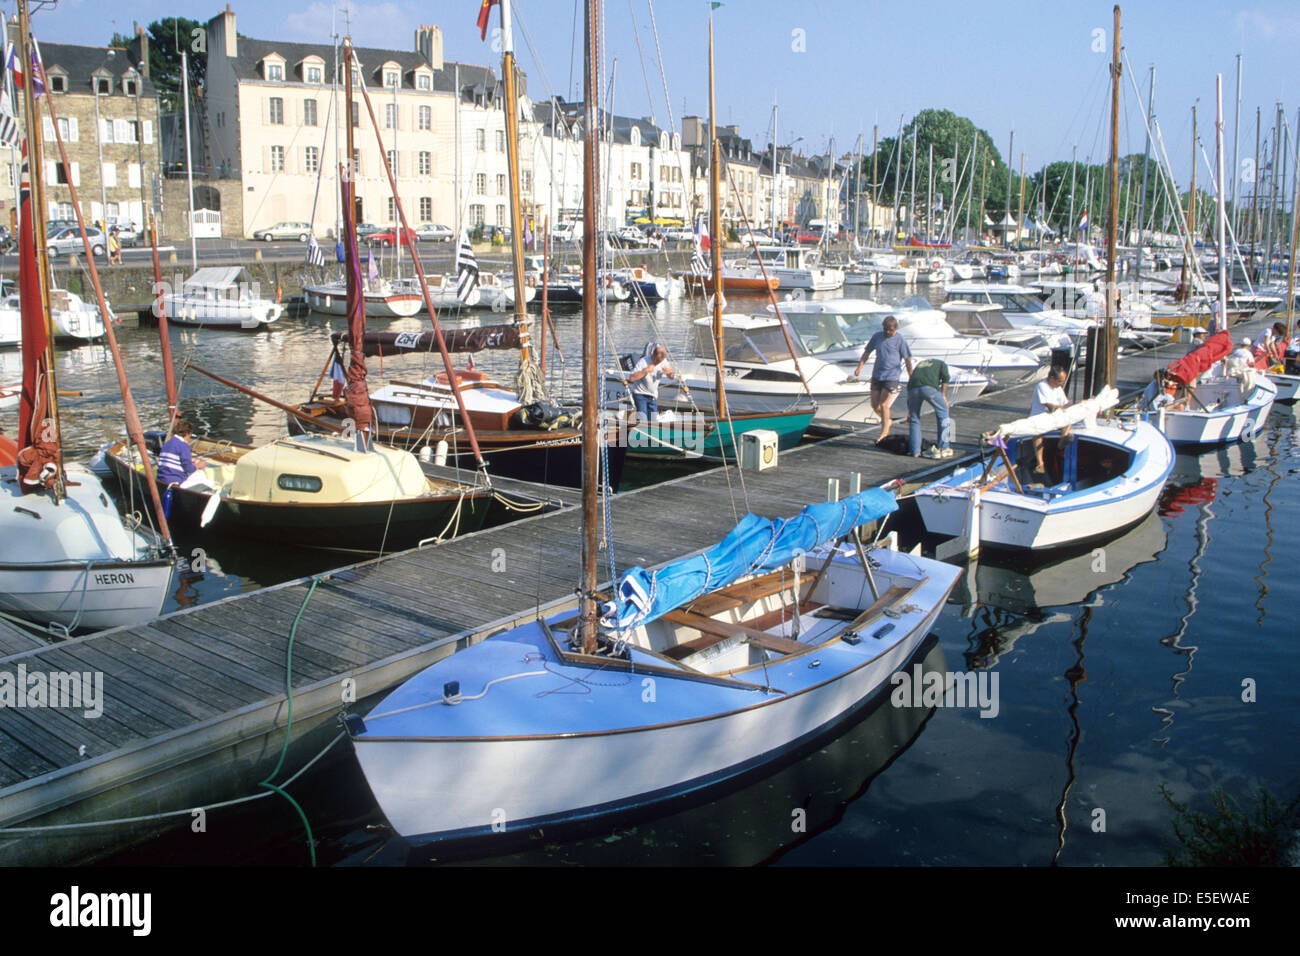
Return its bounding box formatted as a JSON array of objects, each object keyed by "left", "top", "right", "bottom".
[
  {"left": 345, "top": 489, "right": 961, "bottom": 843},
  {"left": 914, "top": 386, "right": 1175, "bottom": 551},
  {"left": 615, "top": 266, "right": 684, "bottom": 301}
]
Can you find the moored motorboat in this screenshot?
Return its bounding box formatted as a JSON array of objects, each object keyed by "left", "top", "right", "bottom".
[{"left": 162, "top": 266, "right": 282, "bottom": 329}]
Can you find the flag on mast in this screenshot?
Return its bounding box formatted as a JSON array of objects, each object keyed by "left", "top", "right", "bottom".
[
  {"left": 305, "top": 233, "right": 326, "bottom": 267},
  {"left": 455, "top": 229, "right": 480, "bottom": 301},
  {"left": 690, "top": 215, "right": 709, "bottom": 276},
  {"left": 476, "top": 0, "right": 500, "bottom": 41}
]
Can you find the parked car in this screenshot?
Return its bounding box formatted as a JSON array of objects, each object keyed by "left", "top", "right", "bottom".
[
  {"left": 355, "top": 222, "right": 384, "bottom": 240},
  {"left": 612, "top": 226, "right": 658, "bottom": 248},
  {"left": 251, "top": 221, "right": 314, "bottom": 242},
  {"left": 369, "top": 226, "right": 419, "bottom": 248},
  {"left": 551, "top": 221, "right": 583, "bottom": 242},
  {"left": 662, "top": 227, "right": 695, "bottom": 242},
  {"left": 416, "top": 223, "right": 454, "bottom": 242},
  {"left": 47, "top": 225, "right": 106, "bottom": 258},
  {"left": 108, "top": 219, "right": 143, "bottom": 247}
]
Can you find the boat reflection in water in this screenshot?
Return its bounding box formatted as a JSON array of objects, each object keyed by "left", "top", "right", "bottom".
[
  {"left": 342, "top": 637, "right": 951, "bottom": 866},
  {"left": 948, "top": 508, "right": 1169, "bottom": 670}
]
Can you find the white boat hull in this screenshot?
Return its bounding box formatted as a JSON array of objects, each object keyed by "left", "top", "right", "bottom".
[
  {"left": 0, "top": 464, "right": 173, "bottom": 630},
  {"left": 1155, "top": 377, "right": 1276, "bottom": 445},
  {"left": 304, "top": 284, "right": 426, "bottom": 317},
  {"left": 352, "top": 549, "right": 958, "bottom": 840},
  {"left": 914, "top": 421, "right": 1174, "bottom": 550},
  {"left": 163, "top": 293, "right": 282, "bottom": 328}
]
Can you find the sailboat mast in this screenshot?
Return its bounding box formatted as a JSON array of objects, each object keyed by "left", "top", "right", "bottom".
[
  {"left": 1285, "top": 112, "right": 1300, "bottom": 340},
  {"left": 769, "top": 100, "right": 777, "bottom": 238},
  {"left": 926, "top": 143, "right": 933, "bottom": 241},
  {"left": 499, "top": 0, "right": 532, "bottom": 353},
  {"left": 1068, "top": 145, "right": 1076, "bottom": 265},
  {"left": 708, "top": 18, "right": 725, "bottom": 420},
  {"left": 16, "top": 0, "right": 60, "bottom": 481},
  {"left": 149, "top": 214, "right": 179, "bottom": 427},
  {"left": 854, "top": 132, "right": 862, "bottom": 241},
  {"left": 872, "top": 124, "right": 880, "bottom": 242},
  {"left": 182, "top": 50, "right": 197, "bottom": 271},
  {"left": 1215, "top": 75, "right": 1229, "bottom": 325},
  {"left": 1016, "top": 151, "right": 1025, "bottom": 251},
  {"left": 1180, "top": 105, "right": 1197, "bottom": 297},
  {"left": 1135, "top": 65, "right": 1155, "bottom": 288},
  {"left": 579, "top": 0, "right": 601, "bottom": 654},
  {"left": 909, "top": 124, "right": 917, "bottom": 241},
  {"left": 1102, "top": 3, "right": 1120, "bottom": 390},
  {"left": 1004, "top": 129, "right": 1013, "bottom": 248},
  {"left": 1231, "top": 54, "right": 1242, "bottom": 235},
  {"left": 1250, "top": 108, "right": 1261, "bottom": 280}
]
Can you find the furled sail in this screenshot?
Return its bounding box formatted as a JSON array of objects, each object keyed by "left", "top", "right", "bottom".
[
  {"left": 991, "top": 386, "right": 1119, "bottom": 441},
  {"left": 340, "top": 174, "right": 372, "bottom": 435},
  {"left": 331, "top": 325, "right": 522, "bottom": 358},
  {"left": 15, "top": 141, "right": 58, "bottom": 493},
  {"left": 605, "top": 488, "right": 898, "bottom": 630},
  {"left": 1166, "top": 330, "right": 1232, "bottom": 386}
]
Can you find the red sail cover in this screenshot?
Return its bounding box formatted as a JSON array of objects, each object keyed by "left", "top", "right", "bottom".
[
  {"left": 1167, "top": 330, "right": 1232, "bottom": 386},
  {"left": 15, "top": 142, "right": 59, "bottom": 492},
  {"left": 332, "top": 326, "right": 522, "bottom": 357},
  {"left": 340, "top": 175, "right": 372, "bottom": 435}
]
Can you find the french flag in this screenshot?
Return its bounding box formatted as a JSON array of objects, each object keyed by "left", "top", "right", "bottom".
[
  {"left": 694, "top": 215, "right": 710, "bottom": 252},
  {"left": 1077, "top": 211, "right": 1089, "bottom": 233},
  {"left": 5, "top": 43, "right": 45, "bottom": 96}
]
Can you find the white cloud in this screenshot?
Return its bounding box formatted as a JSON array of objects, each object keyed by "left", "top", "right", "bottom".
[{"left": 1234, "top": 8, "right": 1300, "bottom": 41}]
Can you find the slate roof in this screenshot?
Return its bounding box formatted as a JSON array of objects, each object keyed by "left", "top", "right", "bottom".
[
  {"left": 533, "top": 99, "right": 676, "bottom": 146},
  {"left": 37, "top": 42, "right": 158, "bottom": 98},
  {"left": 231, "top": 36, "right": 507, "bottom": 98}
]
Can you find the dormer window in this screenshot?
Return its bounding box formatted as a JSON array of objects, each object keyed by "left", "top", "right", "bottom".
[
  {"left": 267, "top": 64, "right": 283, "bottom": 81},
  {"left": 384, "top": 71, "right": 399, "bottom": 88},
  {"left": 299, "top": 55, "right": 325, "bottom": 84},
  {"left": 49, "top": 74, "right": 65, "bottom": 93},
  {"left": 124, "top": 76, "right": 138, "bottom": 96},
  {"left": 307, "top": 66, "right": 322, "bottom": 83},
  {"left": 416, "top": 73, "right": 431, "bottom": 91},
  {"left": 94, "top": 75, "right": 111, "bottom": 95}
]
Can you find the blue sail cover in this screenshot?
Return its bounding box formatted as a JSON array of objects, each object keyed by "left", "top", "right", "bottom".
[{"left": 605, "top": 488, "right": 898, "bottom": 630}]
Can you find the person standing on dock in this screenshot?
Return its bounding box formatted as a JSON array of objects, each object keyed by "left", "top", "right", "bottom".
[
  {"left": 156, "top": 420, "right": 207, "bottom": 486},
  {"left": 1030, "top": 365, "right": 1070, "bottom": 477},
  {"left": 854, "top": 315, "right": 913, "bottom": 444},
  {"left": 907, "top": 358, "right": 953, "bottom": 459},
  {"left": 628, "top": 345, "right": 676, "bottom": 423}
]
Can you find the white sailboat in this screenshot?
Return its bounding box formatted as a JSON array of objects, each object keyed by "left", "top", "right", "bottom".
[
  {"left": 345, "top": 0, "right": 961, "bottom": 845},
  {"left": 0, "top": 5, "right": 173, "bottom": 633}
]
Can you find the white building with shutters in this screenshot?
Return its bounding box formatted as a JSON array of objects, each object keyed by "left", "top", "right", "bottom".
[
  {"left": 202, "top": 6, "right": 532, "bottom": 238},
  {"left": 0, "top": 39, "right": 161, "bottom": 234}
]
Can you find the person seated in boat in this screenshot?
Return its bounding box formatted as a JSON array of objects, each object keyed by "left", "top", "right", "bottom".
[
  {"left": 1253, "top": 322, "right": 1288, "bottom": 367},
  {"left": 156, "top": 420, "right": 207, "bottom": 486},
  {"left": 1030, "top": 365, "right": 1070, "bottom": 478},
  {"left": 853, "top": 315, "right": 913, "bottom": 444},
  {"left": 1139, "top": 369, "right": 1185, "bottom": 412},
  {"left": 628, "top": 345, "right": 675, "bottom": 423}
]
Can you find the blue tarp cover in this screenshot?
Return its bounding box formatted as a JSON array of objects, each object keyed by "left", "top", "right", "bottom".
[{"left": 605, "top": 489, "right": 898, "bottom": 630}]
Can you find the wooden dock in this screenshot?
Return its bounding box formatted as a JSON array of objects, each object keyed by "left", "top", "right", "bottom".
[{"left": 0, "top": 315, "right": 1277, "bottom": 864}]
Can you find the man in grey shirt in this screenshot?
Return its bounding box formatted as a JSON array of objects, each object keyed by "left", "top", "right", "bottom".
[
  {"left": 854, "top": 315, "right": 914, "bottom": 443},
  {"left": 628, "top": 345, "right": 676, "bottom": 422}
]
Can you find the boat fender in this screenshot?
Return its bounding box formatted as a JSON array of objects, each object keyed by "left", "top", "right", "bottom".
[
  {"left": 200, "top": 491, "right": 223, "bottom": 528},
  {"left": 435, "top": 440, "right": 449, "bottom": 466},
  {"left": 418, "top": 445, "right": 432, "bottom": 462}
]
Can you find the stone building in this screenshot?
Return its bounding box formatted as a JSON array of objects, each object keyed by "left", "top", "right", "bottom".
[
  {"left": 0, "top": 32, "right": 161, "bottom": 235},
  {"left": 201, "top": 5, "right": 527, "bottom": 238}
]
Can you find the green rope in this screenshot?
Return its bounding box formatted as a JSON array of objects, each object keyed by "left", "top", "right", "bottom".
[{"left": 258, "top": 577, "right": 319, "bottom": 866}]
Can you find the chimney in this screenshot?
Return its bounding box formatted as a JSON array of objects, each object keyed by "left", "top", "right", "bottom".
[
  {"left": 133, "top": 24, "right": 151, "bottom": 77},
  {"left": 681, "top": 116, "right": 704, "bottom": 148},
  {"left": 415, "top": 24, "right": 443, "bottom": 71},
  {"left": 208, "top": 4, "right": 237, "bottom": 59}
]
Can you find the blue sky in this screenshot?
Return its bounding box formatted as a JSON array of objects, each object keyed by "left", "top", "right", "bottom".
[{"left": 15, "top": 0, "right": 1300, "bottom": 185}]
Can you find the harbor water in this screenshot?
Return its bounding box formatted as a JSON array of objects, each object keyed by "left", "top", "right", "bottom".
[{"left": 38, "top": 284, "right": 1296, "bottom": 866}]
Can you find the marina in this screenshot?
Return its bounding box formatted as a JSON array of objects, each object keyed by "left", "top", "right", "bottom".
[
  {"left": 0, "top": 310, "right": 1287, "bottom": 865},
  {"left": 0, "top": 0, "right": 1297, "bottom": 883}
]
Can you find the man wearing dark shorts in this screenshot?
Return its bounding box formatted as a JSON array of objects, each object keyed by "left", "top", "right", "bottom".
[{"left": 854, "top": 315, "right": 913, "bottom": 442}]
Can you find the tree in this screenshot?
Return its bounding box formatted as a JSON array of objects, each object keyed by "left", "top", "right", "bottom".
[{"left": 109, "top": 18, "right": 205, "bottom": 113}]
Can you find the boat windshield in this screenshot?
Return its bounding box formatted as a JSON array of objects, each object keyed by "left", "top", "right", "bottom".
[{"left": 689, "top": 322, "right": 808, "bottom": 363}]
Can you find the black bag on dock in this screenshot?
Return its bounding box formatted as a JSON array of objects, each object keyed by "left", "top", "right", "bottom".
[
  {"left": 876, "top": 434, "right": 910, "bottom": 455},
  {"left": 520, "top": 401, "right": 578, "bottom": 431}
]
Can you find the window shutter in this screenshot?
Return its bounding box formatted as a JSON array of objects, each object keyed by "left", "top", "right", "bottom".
[
  {"left": 102, "top": 163, "right": 116, "bottom": 188},
  {"left": 42, "top": 117, "right": 53, "bottom": 141},
  {"left": 48, "top": 200, "right": 58, "bottom": 220},
  {"left": 143, "top": 120, "right": 153, "bottom": 144},
  {"left": 91, "top": 202, "right": 103, "bottom": 222},
  {"left": 66, "top": 118, "right": 78, "bottom": 142},
  {"left": 128, "top": 163, "right": 141, "bottom": 188},
  {"left": 100, "top": 118, "right": 113, "bottom": 143},
  {"left": 113, "top": 119, "right": 129, "bottom": 142},
  {"left": 70, "top": 162, "right": 80, "bottom": 187},
  {"left": 45, "top": 160, "right": 56, "bottom": 183}
]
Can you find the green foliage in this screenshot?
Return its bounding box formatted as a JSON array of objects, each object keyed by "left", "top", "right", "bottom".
[
  {"left": 470, "top": 224, "right": 485, "bottom": 243},
  {"left": 109, "top": 18, "right": 206, "bottom": 112},
  {"left": 1161, "top": 783, "right": 1300, "bottom": 866}
]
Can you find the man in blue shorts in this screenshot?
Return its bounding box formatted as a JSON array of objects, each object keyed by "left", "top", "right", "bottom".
[{"left": 853, "top": 315, "right": 913, "bottom": 443}]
